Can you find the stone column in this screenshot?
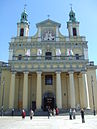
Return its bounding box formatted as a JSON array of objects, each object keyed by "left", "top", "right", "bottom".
[
  {"left": 82, "top": 72, "right": 90, "bottom": 109},
  {"left": 69, "top": 72, "right": 75, "bottom": 108},
  {"left": 36, "top": 71, "right": 42, "bottom": 109},
  {"left": 78, "top": 76, "right": 83, "bottom": 108},
  {"left": 9, "top": 72, "right": 16, "bottom": 109},
  {"left": 23, "top": 72, "right": 29, "bottom": 109},
  {"left": 56, "top": 72, "right": 62, "bottom": 108}
]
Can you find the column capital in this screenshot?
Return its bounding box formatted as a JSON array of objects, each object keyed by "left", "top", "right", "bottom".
[
  {"left": 24, "top": 71, "right": 29, "bottom": 74},
  {"left": 36, "top": 71, "right": 42, "bottom": 74},
  {"left": 56, "top": 71, "right": 61, "bottom": 74},
  {"left": 68, "top": 71, "right": 74, "bottom": 74},
  {"left": 11, "top": 71, "right": 16, "bottom": 74},
  {"left": 81, "top": 70, "right": 87, "bottom": 74}
]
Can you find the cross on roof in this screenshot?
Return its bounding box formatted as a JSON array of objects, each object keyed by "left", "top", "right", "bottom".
[
  {"left": 24, "top": 4, "right": 27, "bottom": 10},
  {"left": 70, "top": 3, "right": 72, "bottom": 10},
  {"left": 47, "top": 14, "right": 50, "bottom": 19}
]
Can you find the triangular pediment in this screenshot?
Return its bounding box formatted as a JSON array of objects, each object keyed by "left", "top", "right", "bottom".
[{"left": 36, "top": 19, "right": 61, "bottom": 28}]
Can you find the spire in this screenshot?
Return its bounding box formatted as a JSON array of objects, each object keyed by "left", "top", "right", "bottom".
[
  {"left": 20, "top": 4, "right": 28, "bottom": 23},
  {"left": 69, "top": 4, "right": 76, "bottom": 22}
]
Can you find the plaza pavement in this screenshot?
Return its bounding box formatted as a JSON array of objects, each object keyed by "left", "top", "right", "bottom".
[{"left": 0, "top": 115, "right": 97, "bottom": 129}]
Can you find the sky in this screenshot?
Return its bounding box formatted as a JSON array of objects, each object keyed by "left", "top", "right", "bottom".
[{"left": 0, "top": 0, "right": 97, "bottom": 66}]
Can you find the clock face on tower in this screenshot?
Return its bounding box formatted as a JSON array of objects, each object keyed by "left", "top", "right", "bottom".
[{"left": 42, "top": 30, "right": 55, "bottom": 41}]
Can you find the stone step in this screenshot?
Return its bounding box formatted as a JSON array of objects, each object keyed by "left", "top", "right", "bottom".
[{"left": 0, "top": 108, "right": 95, "bottom": 116}]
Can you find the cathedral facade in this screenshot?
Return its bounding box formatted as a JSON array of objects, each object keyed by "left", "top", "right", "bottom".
[{"left": 0, "top": 8, "right": 97, "bottom": 111}]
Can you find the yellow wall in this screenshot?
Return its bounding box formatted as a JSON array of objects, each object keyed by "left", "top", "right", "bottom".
[
  {"left": 0, "top": 69, "right": 11, "bottom": 110},
  {"left": 0, "top": 69, "right": 97, "bottom": 111}
]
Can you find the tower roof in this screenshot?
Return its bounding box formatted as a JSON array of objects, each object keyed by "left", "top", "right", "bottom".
[
  {"left": 69, "top": 7, "right": 76, "bottom": 22},
  {"left": 20, "top": 8, "right": 28, "bottom": 23}
]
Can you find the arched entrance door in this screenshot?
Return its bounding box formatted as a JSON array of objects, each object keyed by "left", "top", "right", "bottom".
[{"left": 42, "top": 92, "right": 56, "bottom": 111}]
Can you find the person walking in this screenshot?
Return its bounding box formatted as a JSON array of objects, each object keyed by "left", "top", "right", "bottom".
[
  {"left": 56, "top": 107, "right": 59, "bottom": 115},
  {"left": 73, "top": 109, "right": 76, "bottom": 119},
  {"left": 81, "top": 108, "right": 85, "bottom": 123},
  {"left": 53, "top": 108, "right": 56, "bottom": 116},
  {"left": 30, "top": 109, "right": 34, "bottom": 120},
  {"left": 12, "top": 108, "right": 14, "bottom": 116},
  {"left": 22, "top": 109, "right": 26, "bottom": 119},
  {"left": 69, "top": 108, "right": 72, "bottom": 120},
  {"left": 50, "top": 109, "right": 53, "bottom": 116},
  {"left": 48, "top": 107, "right": 50, "bottom": 119}
]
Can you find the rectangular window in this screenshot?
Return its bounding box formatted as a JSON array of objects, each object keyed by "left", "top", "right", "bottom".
[
  {"left": 45, "top": 75, "right": 53, "bottom": 85},
  {"left": 75, "top": 54, "right": 79, "bottom": 60},
  {"left": 45, "top": 52, "right": 52, "bottom": 60},
  {"left": 20, "top": 28, "right": 24, "bottom": 36},
  {"left": 18, "top": 54, "right": 22, "bottom": 60},
  {"left": 73, "top": 28, "right": 77, "bottom": 36}
]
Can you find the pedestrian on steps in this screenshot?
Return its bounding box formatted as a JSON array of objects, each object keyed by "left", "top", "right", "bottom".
[
  {"left": 30, "top": 109, "right": 34, "bottom": 120},
  {"left": 81, "top": 108, "right": 85, "bottom": 123}
]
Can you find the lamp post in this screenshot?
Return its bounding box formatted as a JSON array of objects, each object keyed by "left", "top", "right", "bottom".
[
  {"left": 91, "top": 76, "right": 96, "bottom": 115},
  {"left": 1, "top": 78, "right": 5, "bottom": 116}
]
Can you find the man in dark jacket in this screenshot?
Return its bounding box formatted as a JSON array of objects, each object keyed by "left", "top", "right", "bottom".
[{"left": 81, "top": 108, "right": 85, "bottom": 123}]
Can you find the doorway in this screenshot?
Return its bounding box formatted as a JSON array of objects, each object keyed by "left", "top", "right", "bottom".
[
  {"left": 32, "top": 101, "right": 36, "bottom": 111},
  {"left": 42, "top": 92, "right": 56, "bottom": 111}
]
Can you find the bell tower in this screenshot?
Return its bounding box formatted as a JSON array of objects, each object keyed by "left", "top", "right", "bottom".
[
  {"left": 17, "top": 6, "right": 29, "bottom": 37},
  {"left": 67, "top": 6, "right": 80, "bottom": 37}
]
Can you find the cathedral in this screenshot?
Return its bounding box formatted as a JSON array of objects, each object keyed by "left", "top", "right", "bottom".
[{"left": 0, "top": 7, "right": 97, "bottom": 112}]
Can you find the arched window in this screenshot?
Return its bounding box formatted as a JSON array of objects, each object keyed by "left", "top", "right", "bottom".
[
  {"left": 18, "top": 54, "right": 22, "bottom": 60},
  {"left": 75, "top": 54, "right": 79, "bottom": 60},
  {"left": 20, "top": 28, "right": 24, "bottom": 36},
  {"left": 45, "top": 52, "right": 52, "bottom": 60},
  {"left": 73, "top": 28, "right": 77, "bottom": 36}
]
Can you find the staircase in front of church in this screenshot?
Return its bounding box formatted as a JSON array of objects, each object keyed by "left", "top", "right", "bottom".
[{"left": 1, "top": 108, "right": 95, "bottom": 116}]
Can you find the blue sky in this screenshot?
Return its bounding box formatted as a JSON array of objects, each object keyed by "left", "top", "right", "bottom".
[{"left": 0, "top": 0, "right": 97, "bottom": 66}]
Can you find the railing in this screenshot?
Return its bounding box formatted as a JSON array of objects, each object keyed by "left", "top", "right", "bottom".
[
  {"left": 11, "top": 36, "right": 86, "bottom": 43},
  {"left": 10, "top": 55, "right": 85, "bottom": 61}
]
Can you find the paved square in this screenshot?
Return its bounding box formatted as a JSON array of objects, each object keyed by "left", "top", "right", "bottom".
[{"left": 0, "top": 115, "right": 97, "bottom": 129}]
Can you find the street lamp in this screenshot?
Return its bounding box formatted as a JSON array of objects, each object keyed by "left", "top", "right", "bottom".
[
  {"left": 1, "top": 78, "right": 5, "bottom": 116},
  {"left": 91, "top": 76, "right": 96, "bottom": 115}
]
